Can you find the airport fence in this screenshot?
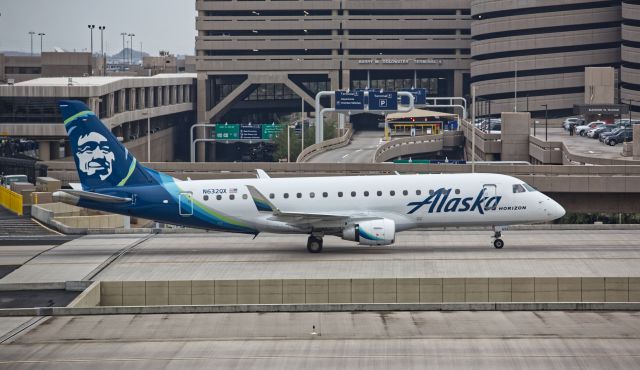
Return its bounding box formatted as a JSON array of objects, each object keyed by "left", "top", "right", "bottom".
[{"left": 0, "top": 186, "right": 23, "bottom": 216}]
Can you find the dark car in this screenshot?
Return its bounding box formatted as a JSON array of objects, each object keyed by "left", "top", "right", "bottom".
[
  {"left": 604, "top": 128, "right": 633, "bottom": 146},
  {"left": 599, "top": 127, "right": 624, "bottom": 143},
  {"left": 587, "top": 124, "right": 617, "bottom": 139}
]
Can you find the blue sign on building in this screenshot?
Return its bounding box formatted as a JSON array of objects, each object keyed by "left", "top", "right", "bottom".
[
  {"left": 400, "top": 88, "right": 427, "bottom": 105},
  {"left": 335, "top": 91, "right": 365, "bottom": 110},
  {"left": 369, "top": 91, "right": 398, "bottom": 111}
]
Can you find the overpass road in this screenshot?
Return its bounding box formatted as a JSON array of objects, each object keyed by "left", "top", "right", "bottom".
[{"left": 309, "top": 130, "right": 384, "bottom": 163}]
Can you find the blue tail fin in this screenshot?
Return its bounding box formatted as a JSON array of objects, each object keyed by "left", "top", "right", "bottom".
[{"left": 59, "top": 100, "right": 157, "bottom": 190}]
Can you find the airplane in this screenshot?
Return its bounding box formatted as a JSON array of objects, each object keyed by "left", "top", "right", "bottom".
[{"left": 53, "top": 100, "right": 566, "bottom": 253}]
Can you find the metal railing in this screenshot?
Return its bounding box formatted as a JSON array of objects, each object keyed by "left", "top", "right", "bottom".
[{"left": 0, "top": 186, "right": 23, "bottom": 216}]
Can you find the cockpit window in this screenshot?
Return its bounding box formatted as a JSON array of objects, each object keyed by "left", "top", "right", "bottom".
[
  {"left": 522, "top": 183, "right": 537, "bottom": 192},
  {"left": 512, "top": 184, "right": 526, "bottom": 193}
]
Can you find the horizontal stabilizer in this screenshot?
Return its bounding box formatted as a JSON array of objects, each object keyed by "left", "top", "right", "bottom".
[{"left": 53, "top": 189, "right": 132, "bottom": 205}]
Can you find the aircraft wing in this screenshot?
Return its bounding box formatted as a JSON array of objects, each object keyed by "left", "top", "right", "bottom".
[{"left": 245, "top": 185, "right": 379, "bottom": 225}]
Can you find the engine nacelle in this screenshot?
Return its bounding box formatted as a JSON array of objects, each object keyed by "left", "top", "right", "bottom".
[{"left": 342, "top": 219, "right": 396, "bottom": 246}]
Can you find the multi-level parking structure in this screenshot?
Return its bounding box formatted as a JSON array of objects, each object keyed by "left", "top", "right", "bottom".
[
  {"left": 622, "top": 0, "right": 640, "bottom": 114},
  {"left": 470, "top": 0, "right": 622, "bottom": 118}
]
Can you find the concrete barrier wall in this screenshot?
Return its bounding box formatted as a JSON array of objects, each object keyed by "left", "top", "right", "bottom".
[
  {"left": 99, "top": 277, "right": 640, "bottom": 306},
  {"left": 56, "top": 215, "right": 124, "bottom": 229},
  {"left": 67, "top": 281, "right": 101, "bottom": 308}
]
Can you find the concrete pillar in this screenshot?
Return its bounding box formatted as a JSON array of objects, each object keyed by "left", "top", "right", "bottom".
[
  {"left": 454, "top": 70, "right": 464, "bottom": 98},
  {"left": 149, "top": 87, "right": 155, "bottom": 107},
  {"left": 196, "top": 75, "right": 208, "bottom": 162},
  {"left": 63, "top": 141, "right": 71, "bottom": 158},
  {"left": 140, "top": 88, "right": 146, "bottom": 109},
  {"left": 108, "top": 93, "right": 115, "bottom": 117},
  {"left": 178, "top": 85, "right": 184, "bottom": 103},
  {"left": 119, "top": 89, "right": 126, "bottom": 113},
  {"left": 633, "top": 125, "right": 640, "bottom": 160},
  {"left": 501, "top": 112, "right": 531, "bottom": 162},
  {"left": 38, "top": 141, "right": 50, "bottom": 161},
  {"left": 50, "top": 141, "right": 61, "bottom": 160}
]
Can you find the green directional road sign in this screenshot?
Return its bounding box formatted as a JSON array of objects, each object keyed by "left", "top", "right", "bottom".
[
  {"left": 215, "top": 124, "right": 240, "bottom": 140},
  {"left": 262, "top": 124, "right": 283, "bottom": 140}
]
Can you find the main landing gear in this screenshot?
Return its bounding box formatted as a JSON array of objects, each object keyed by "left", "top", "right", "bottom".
[
  {"left": 492, "top": 226, "right": 505, "bottom": 249},
  {"left": 307, "top": 235, "right": 324, "bottom": 253}
]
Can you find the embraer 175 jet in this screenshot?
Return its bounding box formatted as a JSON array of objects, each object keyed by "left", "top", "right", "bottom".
[{"left": 54, "top": 100, "right": 566, "bottom": 253}]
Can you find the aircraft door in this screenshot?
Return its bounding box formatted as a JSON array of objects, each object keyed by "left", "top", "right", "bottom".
[
  {"left": 179, "top": 192, "right": 193, "bottom": 216},
  {"left": 483, "top": 184, "right": 497, "bottom": 197}
]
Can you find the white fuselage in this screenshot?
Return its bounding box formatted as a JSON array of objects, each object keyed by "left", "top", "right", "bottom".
[{"left": 173, "top": 173, "right": 565, "bottom": 234}]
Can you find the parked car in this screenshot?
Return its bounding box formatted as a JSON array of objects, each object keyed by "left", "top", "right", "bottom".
[
  {"left": 575, "top": 121, "right": 605, "bottom": 136},
  {"left": 599, "top": 127, "right": 624, "bottom": 142},
  {"left": 563, "top": 117, "right": 583, "bottom": 130},
  {"left": 0, "top": 174, "right": 28, "bottom": 189},
  {"left": 483, "top": 119, "right": 501, "bottom": 134},
  {"left": 587, "top": 124, "right": 617, "bottom": 139},
  {"left": 604, "top": 128, "right": 633, "bottom": 146}
]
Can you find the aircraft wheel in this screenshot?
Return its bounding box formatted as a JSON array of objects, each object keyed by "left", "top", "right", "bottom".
[
  {"left": 307, "top": 236, "right": 323, "bottom": 253},
  {"left": 493, "top": 238, "right": 504, "bottom": 249}
]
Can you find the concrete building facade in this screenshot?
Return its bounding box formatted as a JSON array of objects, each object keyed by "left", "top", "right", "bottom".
[
  {"left": 622, "top": 0, "right": 640, "bottom": 113},
  {"left": 195, "top": 0, "right": 473, "bottom": 125},
  {"left": 0, "top": 74, "right": 196, "bottom": 161},
  {"left": 0, "top": 52, "right": 104, "bottom": 84},
  {"left": 470, "top": 0, "right": 623, "bottom": 118}
]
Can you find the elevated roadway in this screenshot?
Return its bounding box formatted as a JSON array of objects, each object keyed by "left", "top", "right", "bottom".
[{"left": 308, "top": 130, "right": 384, "bottom": 163}]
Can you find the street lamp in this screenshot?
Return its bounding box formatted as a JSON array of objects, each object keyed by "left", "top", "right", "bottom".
[
  {"left": 88, "top": 25, "right": 95, "bottom": 56},
  {"left": 120, "top": 32, "right": 127, "bottom": 67},
  {"left": 28, "top": 31, "right": 35, "bottom": 56},
  {"left": 541, "top": 104, "right": 548, "bottom": 141},
  {"left": 98, "top": 26, "right": 106, "bottom": 76},
  {"left": 38, "top": 33, "right": 45, "bottom": 54},
  {"left": 128, "top": 33, "right": 135, "bottom": 65}
]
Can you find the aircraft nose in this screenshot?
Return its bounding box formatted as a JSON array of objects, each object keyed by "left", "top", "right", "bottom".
[{"left": 549, "top": 199, "right": 566, "bottom": 220}]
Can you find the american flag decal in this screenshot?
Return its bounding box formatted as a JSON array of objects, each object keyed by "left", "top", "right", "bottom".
[{"left": 229, "top": 188, "right": 238, "bottom": 194}]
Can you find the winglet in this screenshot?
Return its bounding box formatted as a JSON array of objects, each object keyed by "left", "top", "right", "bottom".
[
  {"left": 255, "top": 169, "right": 270, "bottom": 179},
  {"left": 246, "top": 185, "right": 280, "bottom": 214}
]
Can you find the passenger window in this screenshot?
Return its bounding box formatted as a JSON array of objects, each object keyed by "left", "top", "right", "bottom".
[
  {"left": 455, "top": 189, "right": 460, "bottom": 195},
  {"left": 242, "top": 194, "right": 248, "bottom": 200},
  {"left": 416, "top": 190, "right": 421, "bottom": 196},
  {"left": 338, "top": 192, "right": 343, "bottom": 197},
  {"left": 402, "top": 190, "right": 408, "bottom": 196},
  {"left": 216, "top": 195, "right": 222, "bottom": 201},
  {"left": 297, "top": 193, "right": 302, "bottom": 198},
  {"left": 323, "top": 192, "right": 328, "bottom": 198},
  {"left": 429, "top": 190, "right": 434, "bottom": 195},
  {"left": 364, "top": 191, "right": 370, "bottom": 197},
  {"left": 513, "top": 184, "right": 526, "bottom": 194},
  {"left": 310, "top": 192, "right": 315, "bottom": 198},
  {"left": 351, "top": 191, "right": 356, "bottom": 197},
  {"left": 203, "top": 195, "right": 209, "bottom": 201},
  {"left": 269, "top": 193, "right": 275, "bottom": 199},
  {"left": 284, "top": 193, "right": 289, "bottom": 199},
  {"left": 390, "top": 190, "right": 396, "bottom": 196},
  {"left": 377, "top": 191, "right": 382, "bottom": 196},
  {"left": 229, "top": 194, "right": 235, "bottom": 200}
]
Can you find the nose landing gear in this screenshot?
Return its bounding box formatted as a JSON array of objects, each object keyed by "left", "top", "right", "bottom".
[{"left": 492, "top": 227, "right": 505, "bottom": 249}]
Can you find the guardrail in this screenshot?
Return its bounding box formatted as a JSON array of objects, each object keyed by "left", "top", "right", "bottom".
[
  {"left": 0, "top": 186, "right": 23, "bottom": 216},
  {"left": 296, "top": 128, "right": 354, "bottom": 163},
  {"left": 373, "top": 132, "right": 464, "bottom": 163},
  {"left": 459, "top": 119, "right": 502, "bottom": 156}
]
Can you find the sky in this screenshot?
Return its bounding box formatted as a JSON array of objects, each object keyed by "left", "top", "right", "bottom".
[{"left": 0, "top": 0, "right": 197, "bottom": 56}]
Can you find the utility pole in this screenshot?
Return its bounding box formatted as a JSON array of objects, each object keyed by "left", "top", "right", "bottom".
[
  {"left": 542, "top": 104, "right": 548, "bottom": 141},
  {"left": 28, "top": 31, "right": 35, "bottom": 56}
]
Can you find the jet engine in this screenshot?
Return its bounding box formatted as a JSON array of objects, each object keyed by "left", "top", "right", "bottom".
[{"left": 342, "top": 219, "right": 396, "bottom": 246}]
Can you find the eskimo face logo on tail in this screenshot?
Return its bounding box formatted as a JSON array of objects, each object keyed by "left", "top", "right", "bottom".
[
  {"left": 76, "top": 132, "right": 115, "bottom": 180},
  {"left": 407, "top": 187, "right": 502, "bottom": 215}
]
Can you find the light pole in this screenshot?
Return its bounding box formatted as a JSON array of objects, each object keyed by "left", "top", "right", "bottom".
[
  {"left": 514, "top": 60, "right": 518, "bottom": 112},
  {"left": 471, "top": 85, "right": 476, "bottom": 173},
  {"left": 38, "top": 33, "right": 45, "bottom": 54},
  {"left": 28, "top": 31, "right": 35, "bottom": 56},
  {"left": 287, "top": 123, "right": 291, "bottom": 162},
  {"left": 120, "top": 32, "right": 127, "bottom": 68},
  {"left": 98, "top": 26, "right": 106, "bottom": 76},
  {"left": 128, "top": 33, "right": 135, "bottom": 65},
  {"left": 88, "top": 25, "right": 95, "bottom": 55},
  {"left": 301, "top": 98, "right": 305, "bottom": 153},
  {"left": 143, "top": 110, "right": 151, "bottom": 162},
  {"left": 541, "top": 104, "right": 548, "bottom": 141}
]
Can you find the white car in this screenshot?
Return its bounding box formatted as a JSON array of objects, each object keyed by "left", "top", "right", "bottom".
[
  {"left": 575, "top": 121, "right": 605, "bottom": 136},
  {"left": 563, "top": 117, "right": 582, "bottom": 130}
]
